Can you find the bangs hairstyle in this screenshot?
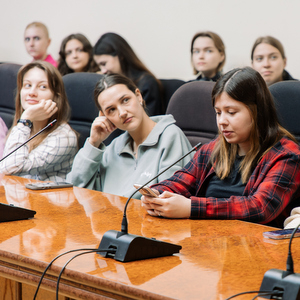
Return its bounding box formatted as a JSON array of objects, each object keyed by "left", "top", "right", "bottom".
[
  {"left": 191, "top": 31, "right": 226, "bottom": 75},
  {"left": 14, "top": 61, "right": 72, "bottom": 150},
  {"left": 251, "top": 36, "right": 286, "bottom": 61},
  {"left": 210, "top": 67, "right": 295, "bottom": 183},
  {"left": 58, "top": 33, "right": 99, "bottom": 75},
  {"left": 94, "top": 73, "right": 145, "bottom": 111}
]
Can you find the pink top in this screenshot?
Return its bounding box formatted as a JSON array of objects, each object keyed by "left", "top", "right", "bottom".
[{"left": 44, "top": 54, "right": 58, "bottom": 68}]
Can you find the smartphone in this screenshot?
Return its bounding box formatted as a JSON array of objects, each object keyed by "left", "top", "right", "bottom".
[
  {"left": 263, "top": 228, "right": 300, "bottom": 240},
  {"left": 133, "top": 184, "right": 159, "bottom": 197},
  {"left": 25, "top": 182, "right": 73, "bottom": 190}
]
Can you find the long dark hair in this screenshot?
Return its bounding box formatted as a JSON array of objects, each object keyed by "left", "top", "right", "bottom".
[
  {"left": 210, "top": 67, "right": 296, "bottom": 183},
  {"left": 58, "top": 33, "right": 99, "bottom": 75},
  {"left": 93, "top": 32, "right": 159, "bottom": 84}
]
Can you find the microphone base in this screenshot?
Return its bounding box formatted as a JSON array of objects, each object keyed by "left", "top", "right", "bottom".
[
  {"left": 0, "top": 203, "right": 36, "bottom": 222},
  {"left": 259, "top": 268, "right": 300, "bottom": 299},
  {"left": 97, "top": 230, "right": 182, "bottom": 262}
]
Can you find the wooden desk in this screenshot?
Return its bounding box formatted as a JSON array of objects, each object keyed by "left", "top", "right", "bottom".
[{"left": 0, "top": 174, "right": 298, "bottom": 300}]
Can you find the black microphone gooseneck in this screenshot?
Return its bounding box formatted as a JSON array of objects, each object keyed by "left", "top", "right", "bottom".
[
  {"left": 285, "top": 224, "right": 300, "bottom": 276},
  {"left": 121, "top": 141, "right": 202, "bottom": 235},
  {"left": 0, "top": 119, "right": 57, "bottom": 163},
  {"left": 259, "top": 223, "right": 300, "bottom": 300},
  {"left": 98, "top": 142, "right": 202, "bottom": 262}
]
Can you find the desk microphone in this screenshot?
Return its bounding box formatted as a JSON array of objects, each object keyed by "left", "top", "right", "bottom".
[
  {"left": 0, "top": 119, "right": 57, "bottom": 163},
  {"left": 98, "top": 142, "right": 202, "bottom": 262},
  {"left": 0, "top": 119, "right": 57, "bottom": 223},
  {"left": 259, "top": 224, "right": 300, "bottom": 299}
]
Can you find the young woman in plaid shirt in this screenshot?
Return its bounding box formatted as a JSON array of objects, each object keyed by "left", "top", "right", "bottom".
[{"left": 142, "top": 67, "right": 300, "bottom": 227}]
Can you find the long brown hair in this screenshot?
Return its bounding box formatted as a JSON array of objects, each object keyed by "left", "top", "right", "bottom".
[
  {"left": 210, "top": 67, "right": 296, "bottom": 183},
  {"left": 93, "top": 32, "right": 161, "bottom": 86},
  {"left": 58, "top": 33, "right": 100, "bottom": 75},
  {"left": 13, "top": 61, "right": 72, "bottom": 150}
]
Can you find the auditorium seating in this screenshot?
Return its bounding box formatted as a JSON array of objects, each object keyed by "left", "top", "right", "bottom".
[
  {"left": 269, "top": 80, "right": 300, "bottom": 143},
  {"left": 166, "top": 81, "right": 218, "bottom": 146},
  {"left": 0, "top": 63, "right": 22, "bottom": 129},
  {"left": 63, "top": 72, "right": 102, "bottom": 148},
  {"left": 0, "top": 63, "right": 220, "bottom": 149},
  {"left": 63, "top": 72, "right": 123, "bottom": 148},
  {"left": 160, "top": 79, "right": 186, "bottom": 113}
]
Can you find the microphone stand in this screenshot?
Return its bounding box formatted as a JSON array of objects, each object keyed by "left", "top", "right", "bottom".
[
  {"left": 259, "top": 224, "right": 300, "bottom": 300},
  {"left": 0, "top": 119, "right": 57, "bottom": 163},
  {"left": 98, "top": 142, "right": 202, "bottom": 262}
]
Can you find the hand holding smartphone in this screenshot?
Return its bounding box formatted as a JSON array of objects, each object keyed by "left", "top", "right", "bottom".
[
  {"left": 263, "top": 228, "right": 300, "bottom": 240},
  {"left": 133, "top": 184, "right": 159, "bottom": 197},
  {"left": 25, "top": 182, "right": 73, "bottom": 190}
]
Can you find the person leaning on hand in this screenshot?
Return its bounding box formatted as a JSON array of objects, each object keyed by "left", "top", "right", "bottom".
[{"left": 67, "top": 73, "right": 192, "bottom": 199}]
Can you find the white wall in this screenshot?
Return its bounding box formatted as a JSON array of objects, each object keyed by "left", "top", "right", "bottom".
[{"left": 1, "top": 0, "right": 300, "bottom": 81}]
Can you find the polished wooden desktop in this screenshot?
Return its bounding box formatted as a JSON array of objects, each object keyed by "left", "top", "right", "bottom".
[{"left": 0, "top": 174, "right": 299, "bottom": 300}]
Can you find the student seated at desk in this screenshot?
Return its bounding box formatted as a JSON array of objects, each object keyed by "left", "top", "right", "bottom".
[
  {"left": 141, "top": 67, "right": 300, "bottom": 228},
  {"left": 67, "top": 73, "right": 192, "bottom": 199},
  {"left": 0, "top": 61, "right": 77, "bottom": 181}
]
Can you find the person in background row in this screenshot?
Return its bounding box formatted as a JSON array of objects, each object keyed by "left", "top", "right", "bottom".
[
  {"left": 251, "top": 36, "right": 297, "bottom": 86},
  {"left": 67, "top": 73, "right": 192, "bottom": 199},
  {"left": 93, "top": 32, "right": 163, "bottom": 116},
  {"left": 190, "top": 31, "right": 226, "bottom": 82},
  {"left": 0, "top": 61, "right": 77, "bottom": 181},
  {"left": 0, "top": 117, "right": 8, "bottom": 159},
  {"left": 141, "top": 67, "right": 300, "bottom": 228},
  {"left": 24, "top": 22, "right": 57, "bottom": 68},
  {"left": 58, "top": 33, "right": 99, "bottom": 75}
]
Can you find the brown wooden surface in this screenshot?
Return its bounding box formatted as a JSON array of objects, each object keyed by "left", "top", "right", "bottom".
[{"left": 0, "top": 174, "right": 299, "bottom": 300}]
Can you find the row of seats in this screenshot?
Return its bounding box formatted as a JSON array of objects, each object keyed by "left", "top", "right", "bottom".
[
  {"left": 0, "top": 63, "right": 299, "bottom": 150},
  {"left": 0, "top": 63, "right": 187, "bottom": 148},
  {"left": 169, "top": 79, "right": 300, "bottom": 146},
  {"left": 269, "top": 81, "right": 300, "bottom": 143}
]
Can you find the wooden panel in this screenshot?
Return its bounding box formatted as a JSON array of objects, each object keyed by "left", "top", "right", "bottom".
[
  {"left": 0, "top": 277, "right": 16, "bottom": 300},
  {"left": 22, "top": 283, "right": 66, "bottom": 300}
]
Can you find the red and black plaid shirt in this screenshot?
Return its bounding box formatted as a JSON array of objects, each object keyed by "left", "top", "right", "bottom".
[{"left": 152, "top": 137, "right": 300, "bottom": 227}]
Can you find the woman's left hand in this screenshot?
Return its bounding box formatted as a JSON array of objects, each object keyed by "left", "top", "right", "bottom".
[{"left": 141, "top": 191, "right": 191, "bottom": 219}]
